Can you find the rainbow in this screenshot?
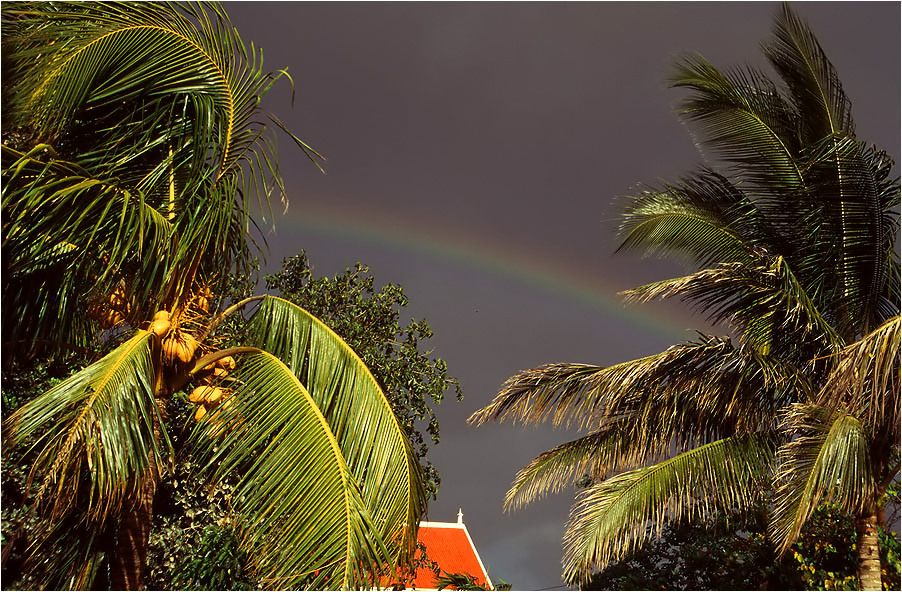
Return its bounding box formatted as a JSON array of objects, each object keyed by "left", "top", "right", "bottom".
[{"left": 278, "top": 204, "right": 698, "bottom": 342}]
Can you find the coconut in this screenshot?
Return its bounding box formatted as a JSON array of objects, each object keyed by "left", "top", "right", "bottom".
[
  {"left": 162, "top": 332, "right": 197, "bottom": 367},
  {"left": 194, "top": 405, "right": 207, "bottom": 422},
  {"left": 215, "top": 356, "right": 236, "bottom": 371},
  {"left": 164, "top": 333, "right": 198, "bottom": 365},
  {"left": 181, "top": 333, "right": 198, "bottom": 363},
  {"left": 189, "top": 385, "right": 211, "bottom": 404},
  {"left": 204, "top": 387, "right": 226, "bottom": 406},
  {"left": 149, "top": 318, "right": 171, "bottom": 339},
  {"left": 153, "top": 310, "right": 170, "bottom": 322}
]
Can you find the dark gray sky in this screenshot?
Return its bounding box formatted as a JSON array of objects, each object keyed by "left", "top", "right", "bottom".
[{"left": 226, "top": 2, "right": 900, "bottom": 588}]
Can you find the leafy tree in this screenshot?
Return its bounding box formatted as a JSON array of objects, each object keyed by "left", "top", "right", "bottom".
[
  {"left": 470, "top": 5, "right": 899, "bottom": 589},
  {"left": 1, "top": 2, "right": 425, "bottom": 589},
  {"left": 587, "top": 500, "right": 900, "bottom": 590}
]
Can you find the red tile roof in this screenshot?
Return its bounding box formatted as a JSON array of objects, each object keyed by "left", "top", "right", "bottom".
[
  {"left": 412, "top": 521, "right": 492, "bottom": 590},
  {"left": 383, "top": 514, "right": 492, "bottom": 590}
]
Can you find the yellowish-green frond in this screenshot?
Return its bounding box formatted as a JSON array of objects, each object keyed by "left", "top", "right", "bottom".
[
  {"left": 189, "top": 350, "right": 392, "bottom": 590},
  {"left": 5, "top": 331, "right": 169, "bottom": 524},
  {"left": 244, "top": 296, "right": 425, "bottom": 570},
  {"left": 562, "top": 433, "right": 775, "bottom": 585},
  {"left": 771, "top": 405, "right": 875, "bottom": 553}
]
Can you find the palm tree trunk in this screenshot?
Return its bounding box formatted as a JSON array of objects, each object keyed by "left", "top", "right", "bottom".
[
  {"left": 110, "top": 468, "right": 157, "bottom": 590},
  {"left": 856, "top": 510, "right": 882, "bottom": 591},
  {"left": 110, "top": 398, "right": 165, "bottom": 590}
]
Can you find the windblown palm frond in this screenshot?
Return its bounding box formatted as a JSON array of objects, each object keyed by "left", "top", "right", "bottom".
[
  {"left": 617, "top": 169, "right": 771, "bottom": 267},
  {"left": 770, "top": 406, "right": 875, "bottom": 553},
  {"left": 764, "top": 4, "right": 853, "bottom": 142},
  {"left": 189, "top": 350, "right": 392, "bottom": 590},
  {"left": 242, "top": 296, "right": 425, "bottom": 572},
  {"left": 470, "top": 336, "right": 803, "bottom": 436},
  {"left": 504, "top": 425, "right": 633, "bottom": 512},
  {"left": 661, "top": 4, "right": 899, "bottom": 343},
  {"left": 670, "top": 56, "right": 804, "bottom": 197},
  {"left": 562, "top": 433, "right": 776, "bottom": 585},
  {"left": 798, "top": 137, "right": 901, "bottom": 337},
  {"left": 814, "top": 315, "right": 901, "bottom": 440},
  {"left": 1, "top": 145, "right": 174, "bottom": 342},
  {"left": 4, "top": 331, "right": 169, "bottom": 524},
  {"left": 621, "top": 256, "right": 842, "bottom": 357}
]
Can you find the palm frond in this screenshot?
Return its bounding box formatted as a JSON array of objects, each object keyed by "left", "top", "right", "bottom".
[
  {"left": 19, "top": 512, "right": 108, "bottom": 591},
  {"left": 765, "top": 4, "right": 854, "bottom": 141},
  {"left": 815, "top": 315, "right": 901, "bottom": 444},
  {"left": 671, "top": 54, "right": 805, "bottom": 196},
  {"left": 189, "top": 350, "right": 392, "bottom": 590},
  {"left": 621, "top": 256, "right": 842, "bottom": 357},
  {"left": 561, "top": 433, "right": 776, "bottom": 585},
  {"left": 2, "top": 145, "right": 174, "bottom": 334},
  {"left": 504, "top": 423, "right": 642, "bottom": 512},
  {"left": 798, "top": 137, "right": 900, "bottom": 336},
  {"left": 470, "top": 335, "right": 803, "bottom": 437},
  {"left": 617, "top": 169, "right": 778, "bottom": 267},
  {"left": 468, "top": 362, "right": 608, "bottom": 429},
  {"left": 4, "top": 330, "right": 169, "bottom": 525},
  {"left": 2, "top": 1, "right": 322, "bottom": 333},
  {"left": 770, "top": 405, "right": 875, "bottom": 553},
  {"left": 243, "top": 296, "right": 425, "bottom": 569}
]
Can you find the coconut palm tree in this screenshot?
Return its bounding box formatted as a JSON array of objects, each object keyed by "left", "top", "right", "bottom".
[
  {"left": 469, "top": 5, "right": 899, "bottom": 589},
  {"left": 1, "top": 2, "right": 425, "bottom": 589}
]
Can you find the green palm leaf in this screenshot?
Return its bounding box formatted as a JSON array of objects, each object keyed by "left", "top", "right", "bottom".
[
  {"left": 621, "top": 256, "right": 842, "bottom": 356},
  {"left": 189, "top": 350, "right": 392, "bottom": 590},
  {"left": 244, "top": 296, "right": 425, "bottom": 568},
  {"left": 2, "top": 145, "right": 174, "bottom": 334},
  {"left": 617, "top": 169, "right": 768, "bottom": 267},
  {"left": 504, "top": 425, "right": 633, "bottom": 512},
  {"left": 562, "top": 433, "right": 776, "bottom": 585},
  {"left": 2, "top": 2, "right": 323, "bottom": 347},
  {"left": 671, "top": 55, "right": 805, "bottom": 196},
  {"left": 20, "top": 513, "right": 108, "bottom": 591},
  {"left": 4, "top": 330, "right": 169, "bottom": 524},
  {"left": 799, "top": 137, "right": 900, "bottom": 336},
  {"left": 470, "top": 336, "right": 802, "bottom": 437},
  {"left": 815, "top": 315, "right": 900, "bottom": 441},
  {"left": 770, "top": 405, "right": 875, "bottom": 553},
  {"left": 764, "top": 4, "right": 853, "bottom": 141}
]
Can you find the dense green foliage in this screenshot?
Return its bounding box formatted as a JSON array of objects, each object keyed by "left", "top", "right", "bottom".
[
  {"left": 588, "top": 502, "right": 900, "bottom": 590},
  {"left": 1, "top": 352, "right": 94, "bottom": 589}
]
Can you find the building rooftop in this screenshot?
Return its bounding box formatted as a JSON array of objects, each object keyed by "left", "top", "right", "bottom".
[{"left": 388, "top": 509, "right": 493, "bottom": 590}]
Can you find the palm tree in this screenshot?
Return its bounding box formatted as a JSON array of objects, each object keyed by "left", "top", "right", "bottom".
[
  {"left": 469, "top": 5, "right": 899, "bottom": 589},
  {"left": 2, "top": 3, "right": 425, "bottom": 589}
]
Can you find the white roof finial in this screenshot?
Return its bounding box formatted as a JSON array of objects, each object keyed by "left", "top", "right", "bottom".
[{"left": 457, "top": 508, "right": 463, "bottom": 524}]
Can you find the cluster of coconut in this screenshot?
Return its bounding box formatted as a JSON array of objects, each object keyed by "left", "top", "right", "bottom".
[
  {"left": 189, "top": 355, "right": 237, "bottom": 426},
  {"left": 191, "top": 286, "right": 212, "bottom": 314},
  {"left": 149, "top": 309, "right": 238, "bottom": 431},
  {"left": 89, "top": 286, "right": 130, "bottom": 328}
]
